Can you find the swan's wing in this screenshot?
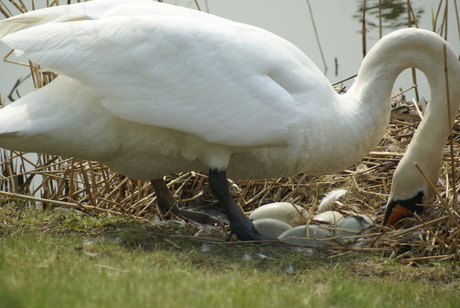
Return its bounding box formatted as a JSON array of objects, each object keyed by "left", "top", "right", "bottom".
[
  {"left": 0, "top": 2, "right": 323, "bottom": 147},
  {"left": 0, "top": 0, "right": 225, "bottom": 36},
  {"left": 0, "top": 0, "right": 111, "bottom": 35}
]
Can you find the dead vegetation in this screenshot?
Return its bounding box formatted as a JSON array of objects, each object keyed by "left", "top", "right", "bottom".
[{"left": 0, "top": 0, "right": 459, "bottom": 264}]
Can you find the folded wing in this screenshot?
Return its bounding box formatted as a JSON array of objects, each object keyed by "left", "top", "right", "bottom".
[{"left": 0, "top": 0, "right": 319, "bottom": 147}]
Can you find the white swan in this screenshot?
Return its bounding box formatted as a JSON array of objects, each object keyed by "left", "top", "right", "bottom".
[{"left": 0, "top": 0, "right": 458, "bottom": 239}]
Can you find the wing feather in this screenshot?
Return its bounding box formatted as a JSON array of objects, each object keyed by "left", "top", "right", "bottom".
[{"left": 0, "top": 1, "right": 319, "bottom": 147}]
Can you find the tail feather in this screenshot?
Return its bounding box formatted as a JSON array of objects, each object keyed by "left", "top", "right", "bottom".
[{"left": 0, "top": 103, "right": 28, "bottom": 140}]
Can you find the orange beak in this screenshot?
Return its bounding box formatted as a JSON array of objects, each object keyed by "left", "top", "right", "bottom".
[{"left": 384, "top": 204, "right": 414, "bottom": 226}]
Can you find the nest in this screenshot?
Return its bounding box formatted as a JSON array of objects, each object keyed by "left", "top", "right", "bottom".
[{"left": 0, "top": 0, "right": 459, "bottom": 263}]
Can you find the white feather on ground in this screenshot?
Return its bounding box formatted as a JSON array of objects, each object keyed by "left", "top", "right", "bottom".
[{"left": 317, "top": 189, "right": 347, "bottom": 212}]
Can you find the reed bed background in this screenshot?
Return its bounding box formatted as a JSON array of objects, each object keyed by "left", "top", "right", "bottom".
[{"left": 0, "top": 0, "right": 459, "bottom": 263}]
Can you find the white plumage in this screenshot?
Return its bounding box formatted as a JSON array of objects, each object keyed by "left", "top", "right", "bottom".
[
  {"left": 317, "top": 189, "right": 347, "bottom": 213},
  {"left": 0, "top": 0, "right": 458, "bottom": 237}
]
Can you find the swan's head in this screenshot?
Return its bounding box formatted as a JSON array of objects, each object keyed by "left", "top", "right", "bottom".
[
  {"left": 382, "top": 152, "right": 440, "bottom": 227},
  {"left": 383, "top": 191, "right": 425, "bottom": 226}
]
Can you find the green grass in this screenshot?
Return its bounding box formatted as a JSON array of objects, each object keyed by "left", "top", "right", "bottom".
[{"left": 0, "top": 204, "right": 459, "bottom": 308}]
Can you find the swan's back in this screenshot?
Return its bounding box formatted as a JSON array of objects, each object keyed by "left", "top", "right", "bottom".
[
  {"left": 1, "top": 0, "right": 330, "bottom": 147},
  {"left": 0, "top": 0, "right": 336, "bottom": 179},
  {"left": 0, "top": 0, "right": 221, "bottom": 35}
]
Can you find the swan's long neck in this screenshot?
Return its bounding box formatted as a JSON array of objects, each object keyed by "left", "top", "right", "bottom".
[{"left": 342, "top": 29, "right": 460, "bottom": 201}]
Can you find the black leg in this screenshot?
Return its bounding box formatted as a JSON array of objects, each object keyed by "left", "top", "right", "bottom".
[
  {"left": 208, "top": 169, "right": 271, "bottom": 241},
  {"left": 150, "top": 178, "right": 176, "bottom": 215}
]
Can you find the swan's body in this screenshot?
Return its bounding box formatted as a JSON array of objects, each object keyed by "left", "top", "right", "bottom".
[{"left": 0, "top": 0, "right": 458, "bottom": 236}]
